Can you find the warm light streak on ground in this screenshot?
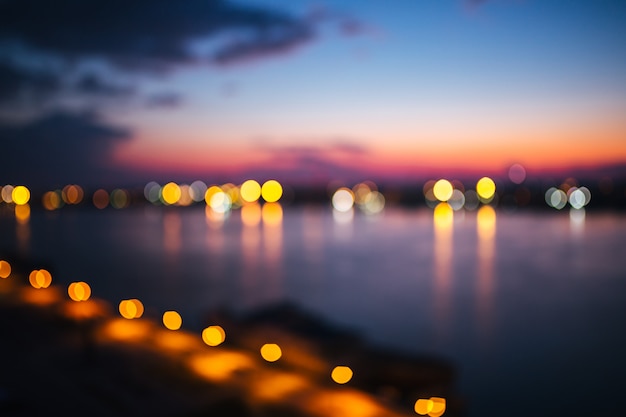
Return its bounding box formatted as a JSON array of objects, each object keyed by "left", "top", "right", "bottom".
[
  {"left": 20, "top": 286, "right": 61, "bottom": 305},
  {"left": 250, "top": 371, "right": 310, "bottom": 401},
  {"left": 62, "top": 299, "right": 108, "bottom": 320},
  {"left": 155, "top": 330, "right": 200, "bottom": 352},
  {"left": 188, "top": 351, "right": 255, "bottom": 382},
  {"left": 102, "top": 318, "right": 151, "bottom": 342},
  {"left": 305, "top": 389, "right": 384, "bottom": 417}
]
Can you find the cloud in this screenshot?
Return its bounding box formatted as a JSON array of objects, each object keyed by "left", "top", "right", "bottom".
[
  {"left": 0, "top": 0, "right": 316, "bottom": 71},
  {"left": 0, "top": 60, "right": 60, "bottom": 104},
  {"left": 144, "top": 93, "right": 183, "bottom": 109},
  {"left": 240, "top": 140, "right": 372, "bottom": 184},
  {"left": 74, "top": 73, "right": 135, "bottom": 97},
  {"left": 0, "top": 111, "right": 130, "bottom": 187}
]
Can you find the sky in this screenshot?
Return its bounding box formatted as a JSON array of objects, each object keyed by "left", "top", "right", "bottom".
[{"left": 1, "top": 0, "right": 625, "bottom": 188}]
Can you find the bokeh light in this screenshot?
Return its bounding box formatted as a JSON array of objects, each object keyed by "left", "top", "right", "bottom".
[
  {"left": 545, "top": 187, "right": 567, "bottom": 209},
  {"left": 144, "top": 181, "right": 161, "bottom": 204},
  {"left": 42, "top": 190, "right": 64, "bottom": 210},
  {"left": 202, "top": 325, "right": 226, "bottom": 346},
  {"left": 29, "top": 269, "right": 52, "bottom": 289},
  {"left": 209, "top": 190, "right": 232, "bottom": 213},
  {"left": 189, "top": 180, "right": 208, "bottom": 202},
  {"left": 1, "top": 185, "right": 14, "bottom": 203},
  {"left": 92, "top": 189, "right": 110, "bottom": 209},
  {"left": 448, "top": 189, "right": 465, "bottom": 211},
  {"left": 433, "top": 179, "right": 453, "bottom": 202},
  {"left": 62, "top": 184, "right": 84, "bottom": 204},
  {"left": 161, "top": 182, "right": 181, "bottom": 205},
  {"left": 110, "top": 189, "right": 130, "bottom": 209},
  {"left": 163, "top": 310, "right": 183, "bottom": 330},
  {"left": 414, "top": 399, "right": 433, "bottom": 415},
  {"left": 261, "top": 180, "right": 283, "bottom": 203},
  {"left": 68, "top": 282, "right": 92, "bottom": 301},
  {"left": 260, "top": 343, "right": 282, "bottom": 362},
  {"left": 331, "top": 365, "right": 353, "bottom": 384},
  {"left": 0, "top": 260, "right": 11, "bottom": 279},
  {"left": 508, "top": 163, "right": 527, "bottom": 184},
  {"left": 240, "top": 179, "right": 261, "bottom": 203},
  {"left": 476, "top": 177, "right": 496, "bottom": 202},
  {"left": 119, "top": 299, "right": 144, "bottom": 319},
  {"left": 332, "top": 187, "right": 355, "bottom": 212},
  {"left": 12, "top": 185, "right": 30, "bottom": 205}
]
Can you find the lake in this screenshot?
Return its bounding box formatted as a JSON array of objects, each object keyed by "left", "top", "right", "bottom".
[{"left": 2, "top": 203, "right": 625, "bottom": 416}]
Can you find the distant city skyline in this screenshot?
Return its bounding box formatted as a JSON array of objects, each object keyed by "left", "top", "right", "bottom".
[{"left": 1, "top": 0, "right": 625, "bottom": 188}]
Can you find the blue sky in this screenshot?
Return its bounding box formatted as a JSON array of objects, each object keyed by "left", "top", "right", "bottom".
[{"left": 1, "top": 0, "right": 625, "bottom": 187}]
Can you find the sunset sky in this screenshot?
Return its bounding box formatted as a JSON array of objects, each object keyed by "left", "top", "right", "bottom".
[{"left": 1, "top": 0, "right": 625, "bottom": 188}]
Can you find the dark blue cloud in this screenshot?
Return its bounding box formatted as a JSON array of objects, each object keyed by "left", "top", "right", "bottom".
[
  {"left": 0, "top": 111, "right": 130, "bottom": 187},
  {"left": 0, "top": 0, "right": 315, "bottom": 71}
]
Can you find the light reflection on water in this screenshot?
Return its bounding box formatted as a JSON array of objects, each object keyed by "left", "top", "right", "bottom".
[{"left": 2, "top": 205, "right": 626, "bottom": 416}]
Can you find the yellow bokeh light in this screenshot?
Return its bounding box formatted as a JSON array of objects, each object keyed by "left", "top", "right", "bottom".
[
  {"left": 476, "top": 177, "right": 496, "bottom": 201},
  {"left": 260, "top": 343, "right": 282, "bottom": 362},
  {"left": 119, "top": 299, "right": 144, "bottom": 319},
  {"left": 29, "top": 269, "right": 52, "bottom": 289},
  {"left": 68, "top": 282, "right": 91, "bottom": 301},
  {"left": 240, "top": 180, "right": 261, "bottom": 203},
  {"left": 163, "top": 310, "right": 183, "bottom": 330},
  {"left": 204, "top": 185, "right": 222, "bottom": 205},
  {"left": 428, "top": 397, "right": 446, "bottom": 417},
  {"left": 433, "top": 179, "right": 453, "bottom": 202},
  {"left": 161, "top": 182, "right": 181, "bottom": 205},
  {"left": 261, "top": 180, "right": 283, "bottom": 203},
  {"left": 414, "top": 399, "right": 434, "bottom": 415},
  {"left": 331, "top": 365, "right": 353, "bottom": 384},
  {"left": 12, "top": 185, "right": 30, "bottom": 205},
  {"left": 0, "top": 260, "right": 11, "bottom": 278},
  {"left": 202, "top": 325, "right": 226, "bottom": 346}
]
